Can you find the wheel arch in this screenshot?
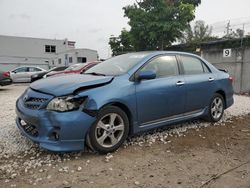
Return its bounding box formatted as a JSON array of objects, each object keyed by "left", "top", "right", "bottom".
[
  {"left": 100, "top": 102, "right": 134, "bottom": 135},
  {"left": 215, "top": 90, "right": 226, "bottom": 107}
]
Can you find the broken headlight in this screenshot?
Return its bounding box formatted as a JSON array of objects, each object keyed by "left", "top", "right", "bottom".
[{"left": 46, "top": 96, "right": 87, "bottom": 112}]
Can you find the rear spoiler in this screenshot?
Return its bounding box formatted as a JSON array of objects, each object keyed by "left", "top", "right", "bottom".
[{"left": 218, "top": 68, "right": 228, "bottom": 73}]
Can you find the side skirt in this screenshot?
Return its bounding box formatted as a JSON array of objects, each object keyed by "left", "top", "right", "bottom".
[{"left": 137, "top": 108, "right": 207, "bottom": 133}]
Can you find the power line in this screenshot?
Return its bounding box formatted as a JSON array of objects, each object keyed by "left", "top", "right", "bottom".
[{"left": 209, "top": 19, "right": 250, "bottom": 37}]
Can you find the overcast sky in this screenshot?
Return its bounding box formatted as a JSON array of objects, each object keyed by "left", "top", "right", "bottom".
[{"left": 0, "top": 0, "right": 250, "bottom": 58}]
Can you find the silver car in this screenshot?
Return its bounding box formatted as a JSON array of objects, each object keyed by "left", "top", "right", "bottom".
[{"left": 10, "top": 66, "right": 46, "bottom": 83}]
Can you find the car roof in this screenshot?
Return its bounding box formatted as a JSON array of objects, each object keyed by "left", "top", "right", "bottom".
[
  {"left": 125, "top": 51, "right": 201, "bottom": 58},
  {"left": 11, "top": 66, "right": 45, "bottom": 70}
]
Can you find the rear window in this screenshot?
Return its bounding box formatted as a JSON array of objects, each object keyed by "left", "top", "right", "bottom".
[
  {"left": 180, "top": 56, "right": 206, "bottom": 75},
  {"left": 52, "top": 66, "right": 67, "bottom": 71},
  {"left": 66, "top": 64, "right": 85, "bottom": 71}
]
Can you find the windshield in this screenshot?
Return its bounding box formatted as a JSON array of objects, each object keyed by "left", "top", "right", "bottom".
[{"left": 85, "top": 53, "right": 148, "bottom": 76}]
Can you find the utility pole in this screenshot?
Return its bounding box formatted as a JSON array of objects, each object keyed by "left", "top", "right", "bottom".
[
  {"left": 240, "top": 23, "right": 245, "bottom": 93},
  {"left": 240, "top": 24, "right": 245, "bottom": 48},
  {"left": 226, "top": 21, "right": 231, "bottom": 37}
]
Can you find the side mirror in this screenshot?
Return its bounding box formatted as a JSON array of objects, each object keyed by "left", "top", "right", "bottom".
[{"left": 137, "top": 70, "right": 156, "bottom": 81}]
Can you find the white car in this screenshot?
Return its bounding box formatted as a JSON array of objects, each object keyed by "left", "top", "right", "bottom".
[{"left": 10, "top": 66, "right": 46, "bottom": 83}]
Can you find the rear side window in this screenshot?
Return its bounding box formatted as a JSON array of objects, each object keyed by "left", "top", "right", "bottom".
[
  {"left": 29, "top": 67, "right": 41, "bottom": 72},
  {"left": 180, "top": 56, "right": 206, "bottom": 75},
  {"left": 141, "top": 56, "right": 179, "bottom": 78}
]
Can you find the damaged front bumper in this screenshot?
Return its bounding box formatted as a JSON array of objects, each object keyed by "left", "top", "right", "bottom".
[{"left": 15, "top": 91, "right": 96, "bottom": 152}]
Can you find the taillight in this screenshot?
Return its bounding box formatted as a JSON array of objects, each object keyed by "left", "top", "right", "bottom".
[
  {"left": 229, "top": 76, "right": 234, "bottom": 84},
  {"left": 3, "top": 71, "right": 10, "bottom": 77}
]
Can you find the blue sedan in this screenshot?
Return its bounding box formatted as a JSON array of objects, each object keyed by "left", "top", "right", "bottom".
[{"left": 16, "top": 51, "right": 234, "bottom": 153}]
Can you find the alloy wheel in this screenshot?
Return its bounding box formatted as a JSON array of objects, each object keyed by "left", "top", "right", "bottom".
[
  {"left": 95, "top": 113, "right": 125, "bottom": 148},
  {"left": 211, "top": 97, "right": 223, "bottom": 119}
]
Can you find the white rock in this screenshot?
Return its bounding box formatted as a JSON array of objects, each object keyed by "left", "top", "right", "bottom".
[
  {"left": 5, "top": 179, "right": 10, "bottom": 183},
  {"left": 134, "top": 181, "right": 140, "bottom": 185},
  {"left": 77, "top": 166, "right": 82, "bottom": 171}
]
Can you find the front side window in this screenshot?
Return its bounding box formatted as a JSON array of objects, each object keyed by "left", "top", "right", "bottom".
[
  {"left": 140, "top": 55, "right": 179, "bottom": 79},
  {"left": 180, "top": 56, "right": 205, "bottom": 75},
  {"left": 14, "top": 67, "right": 28, "bottom": 73}
]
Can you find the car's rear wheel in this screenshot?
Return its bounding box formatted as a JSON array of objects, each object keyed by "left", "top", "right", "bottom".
[
  {"left": 206, "top": 93, "right": 225, "bottom": 122},
  {"left": 86, "top": 106, "right": 129, "bottom": 154}
]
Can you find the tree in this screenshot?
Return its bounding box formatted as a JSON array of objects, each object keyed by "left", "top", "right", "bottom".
[
  {"left": 181, "top": 20, "right": 217, "bottom": 44},
  {"left": 223, "top": 28, "right": 244, "bottom": 39},
  {"left": 109, "top": 0, "right": 201, "bottom": 55},
  {"left": 109, "top": 29, "right": 134, "bottom": 56},
  {"left": 123, "top": 0, "right": 201, "bottom": 51}
]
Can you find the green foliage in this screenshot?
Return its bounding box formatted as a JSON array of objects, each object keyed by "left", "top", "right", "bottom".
[
  {"left": 109, "top": 0, "right": 201, "bottom": 55},
  {"left": 109, "top": 29, "right": 134, "bottom": 56}
]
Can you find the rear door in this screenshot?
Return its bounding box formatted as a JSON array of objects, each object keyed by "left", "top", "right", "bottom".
[
  {"left": 179, "top": 55, "right": 216, "bottom": 113},
  {"left": 135, "top": 55, "right": 186, "bottom": 126}
]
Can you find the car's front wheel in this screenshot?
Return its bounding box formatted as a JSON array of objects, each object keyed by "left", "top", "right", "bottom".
[
  {"left": 206, "top": 93, "right": 225, "bottom": 122},
  {"left": 86, "top": 106, "right": 129, "bottom": 154}
]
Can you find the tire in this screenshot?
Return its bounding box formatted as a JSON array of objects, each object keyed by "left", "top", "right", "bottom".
[
  {"left": 86, "top": 106, "right": 129, "bottom": 154},
  {"left": 205, "top": 93, "right": 225, "bottom": 122}
]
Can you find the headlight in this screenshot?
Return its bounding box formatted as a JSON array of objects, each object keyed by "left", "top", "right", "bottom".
[{"left": 47, "top": 96, "right": 87, "bottom": 112}]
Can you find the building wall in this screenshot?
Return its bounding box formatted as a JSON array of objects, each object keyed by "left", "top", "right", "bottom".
[
  {"left": 0, "top": 35, "right": 97, "bottom": 71},
  {"left": 0, "top": 56, "right": 50, "bottom": 71},
  {"left": 201, "top": 46, "right": 250, "bottom": 93},
  {"left": 0, "top": 35, "right": 71, "bottom": 58},
  {"left": 54, "top": 49, "right": 98, "bottom": 67}
]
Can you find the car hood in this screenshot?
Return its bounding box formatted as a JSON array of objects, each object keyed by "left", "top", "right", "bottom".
[{"left": 30, "top": 74, "right": 114, "bottom": 96}]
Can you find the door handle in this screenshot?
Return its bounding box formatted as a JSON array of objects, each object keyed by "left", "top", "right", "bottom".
[
  {"left": 176, "top": 81, "right": 185, "bottom": 86},
  {"left": 208, "top": 77, "right": 215, "bottom": 82}
]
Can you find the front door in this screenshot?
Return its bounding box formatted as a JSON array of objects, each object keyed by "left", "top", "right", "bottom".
[
  {"left": 135, "top": 55, "right": 186, "bottom": 126},
  {"left": 12, "top": 67, "right": 29, "bottom": 82}
]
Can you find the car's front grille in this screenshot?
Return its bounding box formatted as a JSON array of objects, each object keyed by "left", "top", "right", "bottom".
[
  {"left": 24, "top": 97, "right": 49, "bottom": 110},
  {"left": 24, "top": 97, "right": 48, "bottom": 110},
  {"left": 27, "top": 97, "right": 48, "bottom": 103},
  {"left": 22, "top": 88, "right": 53, "bottom": 110}
]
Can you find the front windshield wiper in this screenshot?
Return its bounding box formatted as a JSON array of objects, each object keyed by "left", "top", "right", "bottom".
[{"left": 84, "top": 72, "right": 106, "bottom": 76}]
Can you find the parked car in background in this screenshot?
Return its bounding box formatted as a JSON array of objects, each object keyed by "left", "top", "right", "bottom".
[
  {"left": 16, "top": 52, "right": 234, "bottom": 154},
  {"left": 10, "top": 66, "right": 46, "bottom": 83},
  {"left": 44, "top": 62, "right": 100, "bottom": 78},
  {"left": 31, "top": 66, "right": 68, "bottom": 82},
  {"left": 0, "top": 70, "right": 12, "bottom": 86}
]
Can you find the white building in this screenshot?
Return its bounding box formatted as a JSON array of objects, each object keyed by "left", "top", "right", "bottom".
[{"left": 0, "top": 35, "right": 98, "bottom": 71}]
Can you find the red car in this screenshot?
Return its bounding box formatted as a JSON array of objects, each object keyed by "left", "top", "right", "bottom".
[
  {"left": 45, "top": 62, "right": 100, "bottom": 78},
  {"left": 0, "top": 70, "right": 12, "bottom": 86}
]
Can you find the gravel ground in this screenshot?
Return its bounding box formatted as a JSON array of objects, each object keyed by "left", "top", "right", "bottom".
[
  {"left": 0, "top": 84, "right": 250, "bottom": 156},
  {"left": 0, "top": 84, "right": 250, "bottom": 188}
]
